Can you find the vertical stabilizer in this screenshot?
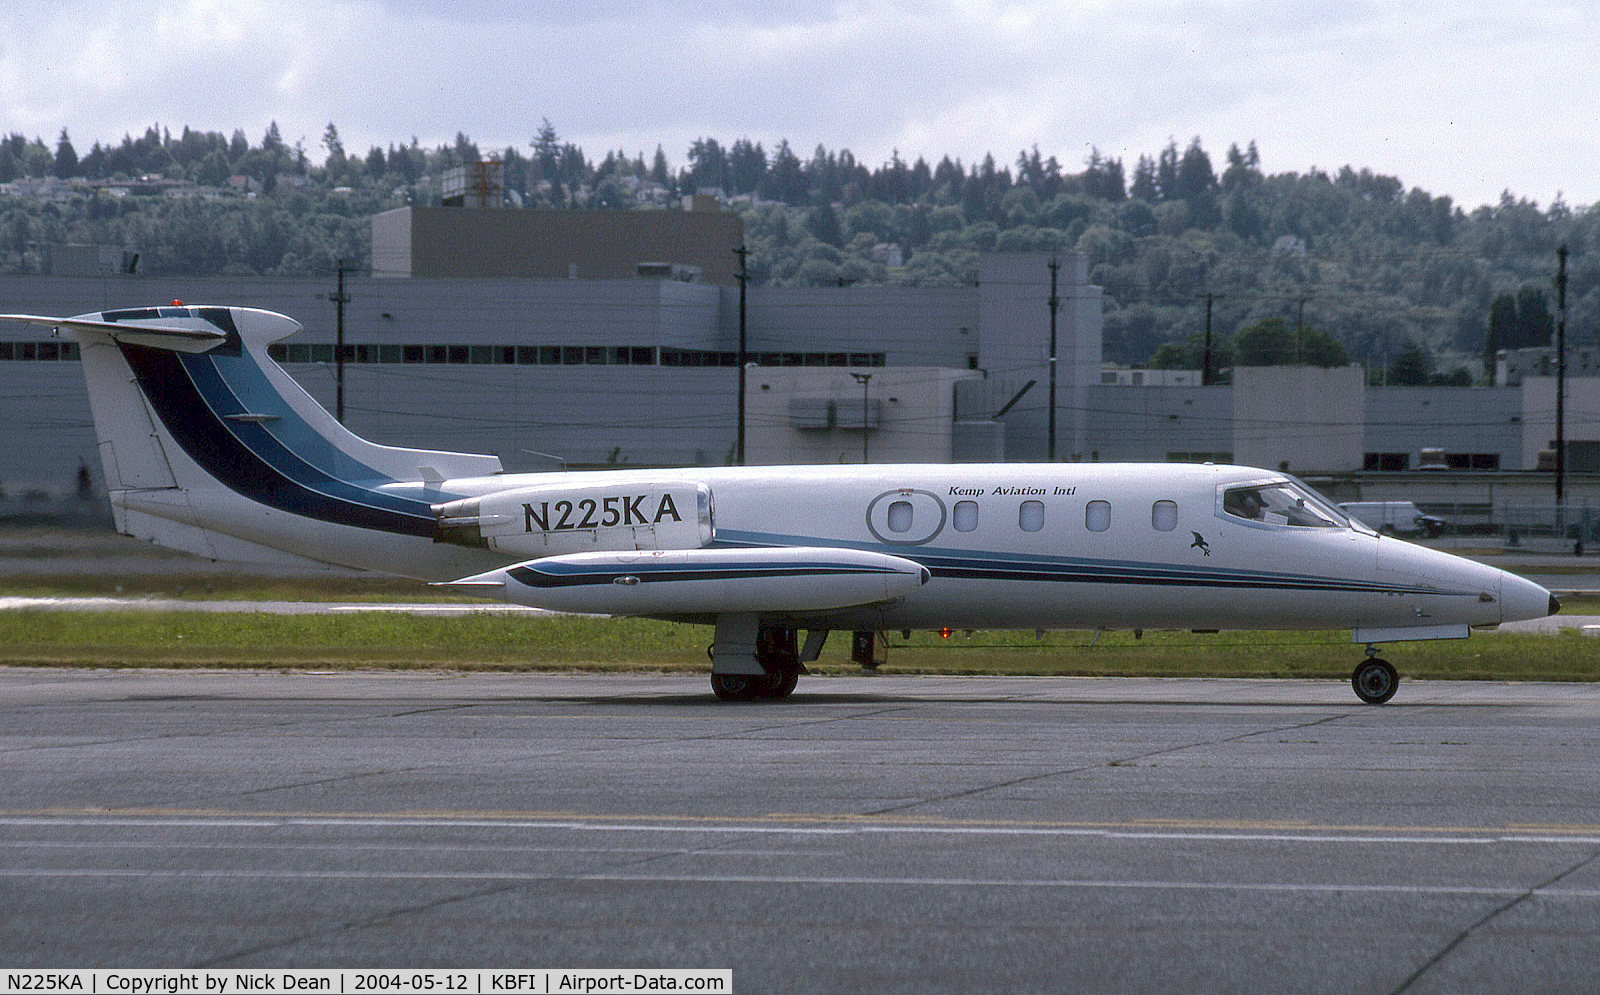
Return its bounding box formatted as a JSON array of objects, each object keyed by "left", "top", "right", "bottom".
[{"left": 1, "top": 305, "right": 503, "bottom": 570}]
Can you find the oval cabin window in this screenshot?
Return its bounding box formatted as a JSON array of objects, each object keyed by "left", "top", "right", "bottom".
[
  {"left": 1152, "top": 500, "right": 1178, "bottom": 532},
  {"left": 886, "top": 500, "right": 914, "bottom": 533},
  {"left": 1086, "top": 500, "right": 1111, "bottom": 533},
  {"left": 953, "top": 500, "right": 979, "bottom": 532},
  {"left": 1019, "top": 500, "right": 1045, "bottom": 532}
]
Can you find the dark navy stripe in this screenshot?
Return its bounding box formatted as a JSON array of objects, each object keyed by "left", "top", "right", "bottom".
[
  {"left": 118, "top": 335, "right": 436, "bottom": 538},
  {"left": 509, "top": 564, "right": 893, "bottom": 589},
  {"left": 927, "top": 562, "right": 1403, "bottom": 593},
  {"left": 712, "top": 532, "right": 1463, "bottom": 598}
]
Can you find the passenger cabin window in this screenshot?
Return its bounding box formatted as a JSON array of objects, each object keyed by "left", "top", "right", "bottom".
[
  {"left": 887, "top": 500, "right": 914, "bottom": 533},
  {"left": 1085, "top": 500, "right": 1111, "bottom": 533},
  {"left": 953, "top": 500, "right": 979, "bottom": 532},
  {"left": 1152, "top": 500, "right": 1178, "bottom": 532},
  {"left": 1221, "top": 484, "right": 1343, "bottom": 528},
  {"left": 1019, "top": 501, "right": 1045, "bottom": 532}
]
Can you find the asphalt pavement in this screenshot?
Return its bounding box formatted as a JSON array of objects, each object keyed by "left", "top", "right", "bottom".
[{"left": 5, "top": 670, "right": 1600, "bottom": 993}]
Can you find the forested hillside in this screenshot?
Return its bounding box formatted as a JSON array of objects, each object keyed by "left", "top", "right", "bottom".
[{"left": 3, "top": 122, "right": 1596, "bottom": 380}]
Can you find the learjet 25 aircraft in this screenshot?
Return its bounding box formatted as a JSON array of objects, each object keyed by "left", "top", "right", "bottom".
[{"left": 0, "top": 304, "right": 1559, "bottom": 703}]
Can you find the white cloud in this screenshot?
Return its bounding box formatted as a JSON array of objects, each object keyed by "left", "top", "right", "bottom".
[{"left": 1, "top": 0, "right": 1596, "bottom": 208}]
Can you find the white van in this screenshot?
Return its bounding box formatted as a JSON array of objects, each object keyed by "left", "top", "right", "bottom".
[{"left": 1338, "top": 501, "right": 1448, "bottom": 538}]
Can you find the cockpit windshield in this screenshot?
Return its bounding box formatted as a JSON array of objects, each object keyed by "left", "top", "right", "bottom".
[{"left": 1220, "top": 480, "right": 1349, "bottom": 528}]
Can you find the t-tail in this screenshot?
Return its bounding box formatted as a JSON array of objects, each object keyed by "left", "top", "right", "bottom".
[{"left": 0, "top": 305, "right": 504, "bottom": 577}]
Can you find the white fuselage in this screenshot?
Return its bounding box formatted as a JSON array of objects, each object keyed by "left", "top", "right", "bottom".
[{"left": 175, "top": 460, "right": 1545, "bottom": 633}]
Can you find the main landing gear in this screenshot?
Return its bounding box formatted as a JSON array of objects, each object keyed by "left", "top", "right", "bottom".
[
  {"left": 1351, "top": 645, "right": 1399, "bottom": 704},
  {"left": 708, "top": 621, "right": 806, "bottom": 701},
  {"left": 710, "top": 670, "right": 799, "bottom": 702}
]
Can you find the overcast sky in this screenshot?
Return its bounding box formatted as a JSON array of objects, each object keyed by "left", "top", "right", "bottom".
[{"left": 3, "top": 0, "right": 1596, "bottom": 211}]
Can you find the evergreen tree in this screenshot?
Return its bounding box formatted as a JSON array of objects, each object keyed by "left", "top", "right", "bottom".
[
  {"left": 321, "top": 123, "right": 346, "bottom": 182},
  {"left": 54, "top": 128, "right": 78, "bottom": 178},
  {"left": 764, "top": 140, "right": 804, "bottom": 204},
  {"left": 1221, "top": 142, "right": 1261, "bottom": 192},
  {"left": 1082, "top": 147, "right": 1125, "bottom": 201},
  {"left": 1176, "top": 137, "right": 1215, "bottom": 199},
  {"left": 687, "top": 137, "right": 728, "bottom": 193},
  {"left": 1515, "top": 286, "right": 1553, "bottom": 348},
  {"left": 727, "top": 138, "right": 766, "bottom": 195},
  {"left": 806, "top": 198, "right": 843, "bottom": 246},
  {"left": 1485, "top": 292, "right": 1518, "bottom": 376},
  {"left": 1155, "top": 140, "right": 1179, "bottom": 200},
  {"left": 195, "top": 148, "right": 231, "bottom": 187},
  {"left": 1129, "top": 155, "right": 1157, "bottom": 201},
  {"left": 1387, "top": 341, "right": 1433, "bottom": 384}
]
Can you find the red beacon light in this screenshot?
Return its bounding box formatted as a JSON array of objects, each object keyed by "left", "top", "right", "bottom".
[
  {"left": 171, "top": 299, "right": 183, "bottom": 306},
  {"left": 939, "top": 626, "right": 952, "bottom": 640}
]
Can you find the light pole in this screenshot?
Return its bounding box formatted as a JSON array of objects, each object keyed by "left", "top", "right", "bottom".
[
  {"left": 331, "top": 258, "right": 353, "bottom": 423},
  {"left": 850, "top": 372, "right": 872, "bottom": 463},
  {"left": 1047, "top": 257, "right": 1059, "bottom": 461},
  {"left": 734, "top": 245, "right": 749, "bottom": 465},
  {"left": 1556, "top": 244, "right": 1568, "bottom": 505}
]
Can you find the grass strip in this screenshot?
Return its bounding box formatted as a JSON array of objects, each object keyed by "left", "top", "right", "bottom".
[
  {"left": 0, "top": 573, "right": 455, "bottom": 602},
  {"left": 1, "top": 609, "right": 1597, "bottom": 682}
]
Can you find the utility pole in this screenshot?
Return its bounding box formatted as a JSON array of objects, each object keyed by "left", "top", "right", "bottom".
[
  {"left": 850, "top": 372, "right": 872, "bottom": 463},
  {"left": 1199, "top": 292, "right": 1223, "bottom": 386},
  {"left": 1556, "top": 244, "right": 1569, "bottom": 504},
  {"left": 1047, "top": 257, "right": 1060, "bottom": 461},
  {"left": 733, "top": 245, "right": 750, "bottom": 465},
  {"left": 331, "top": 258, "right": 354, "bottom": 423}
]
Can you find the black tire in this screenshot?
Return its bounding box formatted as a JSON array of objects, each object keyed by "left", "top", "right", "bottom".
[
  {"left": 711, "top": 672, "right": 761, "bottom": 701},
  {"left": 755, "top": 670, "right": 799, "bottom": 700},
  {"left": 1352, "top": 659, "right": 1399, "bottom": 704}
]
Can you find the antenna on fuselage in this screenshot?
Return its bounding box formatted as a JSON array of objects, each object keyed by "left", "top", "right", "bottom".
[{"left": 519, "top": 449, "right": 569, "bottom": 471}]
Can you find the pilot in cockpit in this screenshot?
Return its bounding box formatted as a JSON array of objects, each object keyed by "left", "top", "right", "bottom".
[{"left": 1224, "top": 487, "right": 1264, "bottom": 521}]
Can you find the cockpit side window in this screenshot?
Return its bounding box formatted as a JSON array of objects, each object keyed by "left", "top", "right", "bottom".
[{"left": 1221, "top": 482, "right": 1346, "bottom": 528}]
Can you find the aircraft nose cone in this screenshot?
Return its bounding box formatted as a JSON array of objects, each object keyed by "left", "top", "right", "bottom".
[{"left": 1499, "top": 571, "right": 1557, "bottom": 623}]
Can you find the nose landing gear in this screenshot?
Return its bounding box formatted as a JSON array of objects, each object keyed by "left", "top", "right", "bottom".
[{"left": 1352, "top": 645, "right": 1398, "bottom": 704}]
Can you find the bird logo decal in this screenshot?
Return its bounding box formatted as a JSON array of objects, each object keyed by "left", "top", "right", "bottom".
[{"left": 1190, "top": 532, "right": 1211, "bottom": 556}]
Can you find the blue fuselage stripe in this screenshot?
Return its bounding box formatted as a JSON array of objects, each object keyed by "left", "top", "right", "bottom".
[
  {"left": 116, "top": 321, "right": 437, "bottom": 536},
  {"left": 711, "top": 531, "right": 1454, "bottom": 598}
]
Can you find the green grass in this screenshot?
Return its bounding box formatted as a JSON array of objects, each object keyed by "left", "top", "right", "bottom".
[
  {"left": 0, "top": 573, "right": 456, "bottom": 602},
  {"left": 1, "top": 564, "right": 1597, "bottom": 681},
  {"left": 1, "top": 608, "right": 1597, "bottom": 682}
]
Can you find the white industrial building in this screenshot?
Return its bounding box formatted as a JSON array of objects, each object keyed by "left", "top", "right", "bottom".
[{"left": 3, "top": 207, "right": 1600, "bottom": 528}]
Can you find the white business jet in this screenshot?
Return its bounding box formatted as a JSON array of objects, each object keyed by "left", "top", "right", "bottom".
[{"left": 0, "top": 305, "right": 1558, "bottom": 703}]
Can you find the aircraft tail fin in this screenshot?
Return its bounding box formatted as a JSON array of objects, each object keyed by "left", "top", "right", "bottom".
[{"left": 1, "top": 305, "right": 502, "bottom": 562}]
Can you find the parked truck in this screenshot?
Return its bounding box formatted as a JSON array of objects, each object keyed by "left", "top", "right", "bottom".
[{"left": 1338, "top": 501, "right": 1449, "bottom": 538}]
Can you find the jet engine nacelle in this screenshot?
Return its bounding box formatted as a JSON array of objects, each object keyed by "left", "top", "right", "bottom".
[
  {"left": 446, "top": 546, "right": 932, "bottom": 615},
  {"left": 434, "top": 480, "right": 713, "bottom": 558}
]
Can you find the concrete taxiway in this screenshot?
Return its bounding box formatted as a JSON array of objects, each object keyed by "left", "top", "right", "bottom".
[{"left": 4, "top": 670, "right": 1600, "bottom": 993}]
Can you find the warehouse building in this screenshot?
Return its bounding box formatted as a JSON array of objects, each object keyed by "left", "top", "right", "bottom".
[
  {"left": 0, "top": 224, "right": 1102, "bottom": 501},
  {"left": 3, "top": 205, "right": 1598, "bottom": 524}
]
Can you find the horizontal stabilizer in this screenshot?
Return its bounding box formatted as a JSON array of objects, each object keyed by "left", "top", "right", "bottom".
[
  {"left": 441, "top": 546, "right": 931, "bottom": 615},
  {"left": 0, "top": 313, "right": 229, "bottom": 353}
]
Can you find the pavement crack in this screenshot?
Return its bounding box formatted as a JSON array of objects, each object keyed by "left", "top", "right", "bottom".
[
  {"left": 192, "top": 882, "right": 519, "bottom": 968},
  {"left": 1387, "top": 846, "right": 1600, "bottom": 995},
  {"left": 654, "top": 705, "right": 916, "bottom": 745},
  {"left": 865, "top": 711, "right": 1353, "bottom": 817}
]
